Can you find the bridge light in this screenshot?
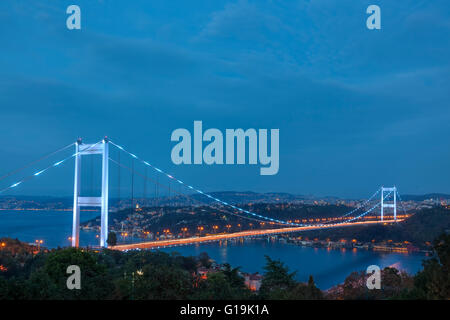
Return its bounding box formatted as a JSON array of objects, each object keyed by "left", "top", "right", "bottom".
[{"left": 34, "top": 170, "right": 45, "bottom": 176}]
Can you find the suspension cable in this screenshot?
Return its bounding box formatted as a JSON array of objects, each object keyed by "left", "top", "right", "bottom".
[
  {"left": 109, "top": 141, "right": 302, "bottom": 226},
  {"left": 109, "top": 140, "right": 393, "bottom": 227},
  {"left": 109, "top": 157, "right": 287, "bottom": 225},
  {"left": 0, "top": 141, "right": 102, "bottom": 195},
  {"left": 0, "top": 142, "right": 75, "bottom": 183},
  {"left": 346, "top": 191, "right": 392, "bottom": 223},
  {"left": 321, "top": 188, "right": 381, "bottom": 224},
  {"left": 395, "top": 189, "right": 408, "bottom": 216}
]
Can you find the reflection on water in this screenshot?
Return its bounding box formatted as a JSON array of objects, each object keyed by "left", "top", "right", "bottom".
[{"left": 161, "top": 238, "right": 426, "bottom": 289}]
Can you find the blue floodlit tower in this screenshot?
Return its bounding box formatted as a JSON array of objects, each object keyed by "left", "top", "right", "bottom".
[
  {"left": 72, "top": 138, "right": 109, "bottom": 248},
  {"left": 381, "top": 186, "right": 397, "bottom": 222}
]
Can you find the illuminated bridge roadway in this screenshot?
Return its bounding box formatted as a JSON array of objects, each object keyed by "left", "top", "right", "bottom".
[
  {"left": 0, "top": 138, "right": 407, "bottom": 249},
  {"left": 110, "top": 219, "right": 401, "bottom": 251}
]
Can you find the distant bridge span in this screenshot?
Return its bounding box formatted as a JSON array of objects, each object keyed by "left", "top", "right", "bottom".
[
  {"left": 0, "top": 137, "right": 405, "bottom": 249},
  {"left": 110, "top": 219, "right": 401, "bottom": 251}
]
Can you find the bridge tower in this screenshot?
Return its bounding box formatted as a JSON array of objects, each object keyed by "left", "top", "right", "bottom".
[
  {"left": 380, "top": 186, "right": 397, "bottom": 222},
  {"left": 72, "top": 138, "right": 109, "bottom": 248}
]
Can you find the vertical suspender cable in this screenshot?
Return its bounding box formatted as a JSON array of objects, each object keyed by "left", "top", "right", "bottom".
[
  {"left": 117, "top": 149, "right": 121, "bottom": 208},
  {"left": 144, "top": 166, "right": 147, "bottom": 204},
  {"left": 90, "top": 155, "right": 94, "bottom": 196},
  {"left": 131, "top": 159, "right": 134, "bottom": 211}
]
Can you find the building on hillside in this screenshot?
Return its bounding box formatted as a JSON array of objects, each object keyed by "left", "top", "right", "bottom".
[{"left": 244, "top": 272, "right": 263, "bottom": 291}]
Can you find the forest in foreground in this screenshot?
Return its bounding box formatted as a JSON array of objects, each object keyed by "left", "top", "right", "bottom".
[{"left": 0, "top": 232, "right": 448, "bottom": 300}]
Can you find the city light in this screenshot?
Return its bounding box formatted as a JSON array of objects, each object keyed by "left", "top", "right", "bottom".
[
  {"left": 110, "top": 141, "right": 397, "bottom": 228},
  {"left": 35, "top": 239, "right": 43, "bottom": 251},
  {"left": 110, "top": 219, "right": 400, "bottom": 251}
]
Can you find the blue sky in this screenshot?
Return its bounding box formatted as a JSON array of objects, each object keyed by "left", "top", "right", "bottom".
[{"left": 0, "top": 0, "right": 449, "bottom": 198}]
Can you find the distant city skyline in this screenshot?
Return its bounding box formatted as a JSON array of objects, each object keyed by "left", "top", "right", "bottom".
[{"left": 0, "top": 1, "right": 449, "bottom": 198}]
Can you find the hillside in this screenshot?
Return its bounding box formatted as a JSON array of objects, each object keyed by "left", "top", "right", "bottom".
[{"left": 301, "top": 207, "right": 450, "bottom": 247}]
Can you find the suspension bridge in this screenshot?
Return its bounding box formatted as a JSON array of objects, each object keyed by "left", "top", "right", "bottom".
[{"left": 0, "top": 138, "right": 408, "bottom": 251}]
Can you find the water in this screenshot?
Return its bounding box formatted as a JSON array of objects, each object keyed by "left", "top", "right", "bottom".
[
  {"left": 0, "top": 209, "right": 100, "bottom": 248},
  {"left": 161, "top": 240, "right": 426, "bottom": 289},
  {"left": 0, "top": 210, "right": 426, "bottom": 289}
]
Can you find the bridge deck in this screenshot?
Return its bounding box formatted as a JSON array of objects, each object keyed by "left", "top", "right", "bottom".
[{"left": 110, "top": 219, "right": 400, "bottom": 251}]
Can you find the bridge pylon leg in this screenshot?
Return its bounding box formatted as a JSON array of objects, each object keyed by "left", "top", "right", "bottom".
[
  {"left": 100, "top": 139, "right": 109, "bottom": 248},
  {"left": 72, "top": 139, "right": 81, "bottom": 247},
  {"left": 71, "top": 138, "right": 109, "bottom": 248},
  {"left": 380, "top": 186, "right": 384, "bottom": 222},
  {"left": 394, "top": 186, "right": 397, "bottom": 221},
  {"left": 381, "top": 186, "right": 397, "bottom": 222}
]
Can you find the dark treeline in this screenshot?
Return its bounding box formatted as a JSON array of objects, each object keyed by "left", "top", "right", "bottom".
[{"left": 0, "top": 233, "right": 449, "bottom": 300}]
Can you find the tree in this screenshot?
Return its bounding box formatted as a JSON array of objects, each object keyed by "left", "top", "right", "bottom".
[
  {"left": 193, "top": 271, "right": 251, "bottom": 300},
  {"left": 259, "top": 255, "right": 296, "bottom": 299},
  {"left": 175, "top": 255, "right": 197, "bottom": 274},
  {"left": 198, "top": 252, "right": 212, "bottom": 268},
  {"left": 25, "top": 248, "right": 114, "bottom": 300},
  {"left": 411, "top": 233, "right": 450, "bottom": 299},
  {"left": 107, "top": 232, "right": 117, "bottom": 246},
  {"left": 194, "top": 272, "right": 235, "bottom": 300},
  {"left": 131, "top": 264, "right": 193, "bottom": 300},
  {"left": 222, "top": 263, "right": 246, "bottom": 289},
  {"left": 288, "top": 278, "right": 323, "bottom": 300},
  {"left": 306, "top": 275, "right": 323, "bottom": 299}
]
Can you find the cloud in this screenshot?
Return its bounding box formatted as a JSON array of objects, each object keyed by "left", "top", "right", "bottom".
[
  {"left": 197, "top": 0, "right": 288, "bottom": 42},
  {"left": 0, "top": 0, "right": 449, "bottom": 195}
]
